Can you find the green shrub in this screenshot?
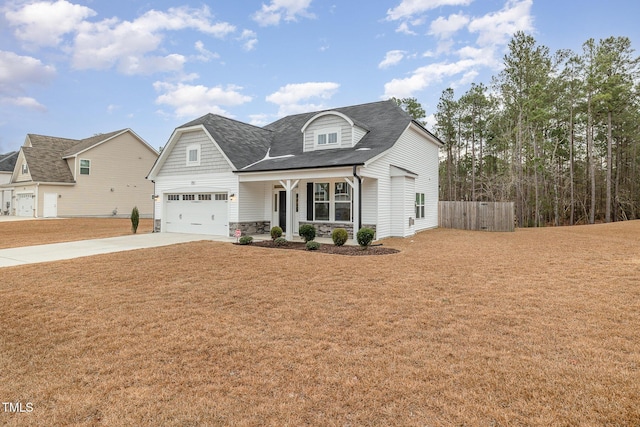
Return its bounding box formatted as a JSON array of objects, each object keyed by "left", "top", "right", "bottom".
[
  {"left": 238, "top": 236, "right": 253, "bottom": 245},
  {"left": 356, "top": 227, "right": 375, "bottom": 248},
  {"left": 331, "top": 228, "right": 349, "bottom": 246},
  {"left": 130, "top": 206, "right": 139, "bottom": 234},
  {"left": 274, "top": 237, "right": 288, "bottom": 246},
  {"left": 298, "top": 224, "right": 316, "bottom": 242},
  {"left": 306, "top": 241, "right": 320, "bottom": 251},
  {"left": 270, "top": 226, "right": 283, "bottom": 240}
]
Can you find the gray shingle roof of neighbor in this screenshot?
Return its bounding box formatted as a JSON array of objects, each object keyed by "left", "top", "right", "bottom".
[
  {"left": 19, "top": 130, "right": 131, "bottom": 183},
  {"left": 0, "top": 151, "right": 18, "bottom": 172},
  {"left": 176, "top": 100, "right": 426, "bottom": 172}
]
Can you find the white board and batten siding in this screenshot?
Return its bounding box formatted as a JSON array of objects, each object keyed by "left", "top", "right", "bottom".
[{"left": 364, "top": 124, "right": 440, "bottom": 239}]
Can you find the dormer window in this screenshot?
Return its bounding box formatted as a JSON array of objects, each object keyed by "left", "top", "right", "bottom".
[
  {"left": 315, "top": 128, "right": 340, "bottom": 149},
  {"left": 186, "top": 144, "right": 201, "bottom": 166},
  {"left": 22, "top": 163, "right": 28, "bottom": 174}
]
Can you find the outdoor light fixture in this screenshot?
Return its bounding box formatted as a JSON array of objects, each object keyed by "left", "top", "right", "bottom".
[{"left": 229, "top": 193, "right": 236, "bottom": 202}]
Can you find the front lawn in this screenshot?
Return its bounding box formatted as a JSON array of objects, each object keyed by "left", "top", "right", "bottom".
[{"left": 1, "top": 221, "right": 638, "bottom": 425}]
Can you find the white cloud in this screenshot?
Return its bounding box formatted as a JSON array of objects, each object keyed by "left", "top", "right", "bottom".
[
  {"left": 0, "top": 96, "right": 47, "bottom": 112},
  {"left": 386, "top": 0, "right": 473, "bottom": 22},
  {"left": 239, "top": 30, "right": 258, "bottom": 51},
  {"left": 253, "top": 0, "right": 314, "bottom": 26},
  {"left": 266, "top": 82, "right": 339, "bottom": 116},
  {"left": 154, "top": 81, "right": 252, "bottom": 118},
  {"left": 429, "top": 13, "right": 470, "bottom": 39},
  {"left": 0, "top": 51, "right": 55, "bottom": 110},
  {"left": 468, "top": 0, "right": 533, "bottom": 46},
  {"left": 249, "top": 113, "right": 271, "bottom": 127},
  {"left": 71, "top": 6, "right": 235, "bottom": 74},
  {"left": 395, "top": 22, "right": 417, "bottom": 35},
  {"left": 4, "top": 0, "right": 96, "bottom": 47},
  {"left": 194, "top": 41, "right": 220, "bottom": 62},
  {"left": 379, "top": 50, "right": 406, "bottom": 69},
  {"left": 383, "top": 59, "right": 478, "bottom": 98}
]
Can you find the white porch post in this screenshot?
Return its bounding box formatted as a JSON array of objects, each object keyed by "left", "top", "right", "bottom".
[
  {"left": 279, "top": 179, "right": 299, "bottom": 241},
  {"left": 344, "top": 177, "right": 359, "bottom": 244}
]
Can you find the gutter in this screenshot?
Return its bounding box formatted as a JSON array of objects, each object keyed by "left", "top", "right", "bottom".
[{"left": 352, "top": 165, "right": 362, "bottom": 229}]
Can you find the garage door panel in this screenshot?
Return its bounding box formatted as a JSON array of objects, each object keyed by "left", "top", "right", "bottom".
[{"left": 164, "top": 193, "right": 228, "bottom": 236}]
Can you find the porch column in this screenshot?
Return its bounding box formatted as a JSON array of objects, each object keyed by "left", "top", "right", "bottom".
[
  {"left": 344, "top": 177, "right": 360, "bottom": 244},
  {"left": 279, "top": 179, "right": 299, "bottom": 241}
]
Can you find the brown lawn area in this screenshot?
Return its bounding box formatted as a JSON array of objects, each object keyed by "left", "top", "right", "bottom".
[
  {"left": 1, "top": 220, "right": 639, "bottom": 426},
  {"left": 0, "top": 218, "right": 153, "bottom": 249}
]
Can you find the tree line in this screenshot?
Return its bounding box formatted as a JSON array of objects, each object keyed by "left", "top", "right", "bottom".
[{"left": 404, "top": 32, "right": 639, "bottom": 227}]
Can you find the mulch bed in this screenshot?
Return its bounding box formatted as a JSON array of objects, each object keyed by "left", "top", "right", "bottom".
[{"left": 247, "top": 240, "right": 400, "bottom": 255}]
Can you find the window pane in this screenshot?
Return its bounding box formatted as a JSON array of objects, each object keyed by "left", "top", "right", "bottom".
[
  {"left": 421, "top": 206, "right": 425, "bottom": 218},
  {"left": 334, "top": 182, "right": 351, "bottom": 201},
  {"left": 317, "top": 134, "right": 326, "bottom": 145},
  {"left": 420, "top": 193, "right": 425, "bottom": 204},
  {"left": 335, "top": 202, "right": 351, "bottom": 221},
  {"left": 315, "top": 183, "right": 329, "bottom": 201},
  {"left": 315, "top": 202, "right": 329, "bottom": 221},
  {"left": 188, "top": 149, "right": 198, "bottom": 162},
  {"left": 328, "top": 132, "right": 338, "bottom": 144}
]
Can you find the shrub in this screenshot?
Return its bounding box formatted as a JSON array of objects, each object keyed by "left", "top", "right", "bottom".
[
  {"left": 298, "top": 224, "right": 316, "bottom": 242},
  {"left": 274, "top": 237, "right": 288, "bottom": 247},
  {"left": 238, "top": 236, "right": 253, "bottom": 245},
  {"left": 331, "top": 228, "right": 349, "bottom": 246},
  {"left": 356, "top": 227, "right": 375, "bottom": 248},
  {"left": 306, "top": 241, "right": 320, "bottom": 251},
  {"left": 130, "top": 206, "right": 139, "bottom": 234},
  {"left": 270, "top": 226, "right": 283, "bottom": 240}
]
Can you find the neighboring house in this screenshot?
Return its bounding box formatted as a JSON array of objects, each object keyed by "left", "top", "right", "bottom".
[
  {"left": 2, "top": 129, "right": 158, "bottom": 218},
  {"left": 0, "top": 151, "right": 18, "bottom": 214},
  {"left": 147, "top": 100, "right": 443, "bottom": 241}
]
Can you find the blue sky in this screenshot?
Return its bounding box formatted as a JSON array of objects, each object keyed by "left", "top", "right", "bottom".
[{"left": 1, "top": 0, "right": 638, "bottom": 153}]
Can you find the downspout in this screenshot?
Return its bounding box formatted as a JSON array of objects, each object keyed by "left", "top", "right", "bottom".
[
  {"left": 352, "top": 165, "right": 362, "bottom": 230},
  {"left": 151, "top": 180, "right": 156, "bottom": 233},
  {"left": 34, "top": 182, "right": 39, "bottom": 218}
]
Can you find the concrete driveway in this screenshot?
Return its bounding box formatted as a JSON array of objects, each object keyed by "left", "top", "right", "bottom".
[{"left": 0, "top": 232, "right": 231, "bottom": 268}]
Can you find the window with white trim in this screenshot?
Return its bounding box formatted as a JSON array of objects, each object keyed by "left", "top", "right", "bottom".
[
  {"left": 415, "top": 193, "right": 425, "bottom": 219},
  {"left": 315, "top": 128, "right": 340, "bottom": 149},
  {"left": 314, "top": 183, "right": 330, "bottom": 221},
  {"left": 186, "top": 144, "right": 201, "bottom": 166},
  {"left": 80, "top": 159, "right": 90, "bottom": 175},
  {"left": 312, "top": 181, "right": 353, "bottom": 222},
  {"left": 334, "top": 182, "right": 352, "bottom": 221},
  {"left": 21, "top": 163, "right": 28, "bottom": 174}
]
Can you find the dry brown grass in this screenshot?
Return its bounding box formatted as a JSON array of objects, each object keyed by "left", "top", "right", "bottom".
[
  {"left": 0, "top": 218, "right": 153, "bottom": 249},
  {"left": 1, "top": 221, "right": 639, "bottom": 426}
]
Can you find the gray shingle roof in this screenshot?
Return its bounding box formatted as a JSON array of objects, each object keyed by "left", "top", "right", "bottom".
[
  {"left": 18, "top": 130, "right": 132, "bottom": 183},
  {"left": 175, "top": 100, "right": 415, "bottom": 172},
  {"left": 0, "top": 151, "right": 18, "bottom": 172}
]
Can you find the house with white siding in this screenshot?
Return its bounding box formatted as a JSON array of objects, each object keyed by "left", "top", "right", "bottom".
[
  {"left": 147, "top": 100, "right": 443, "bottom": 241},
  {"left": 2, "top": 129, "right": 158, "bottom": 218}
]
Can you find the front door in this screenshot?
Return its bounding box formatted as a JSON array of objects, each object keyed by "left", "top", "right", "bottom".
[{"left": 278, "top": 190, "right": 286, "bottom": 232}]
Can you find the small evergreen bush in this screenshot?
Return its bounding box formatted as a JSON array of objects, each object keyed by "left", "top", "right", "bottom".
[
  {"left": 298, "top": 224, "right": 316, "bottom": 242},
  {"left": 274, "top": 237, "right": 288, "bottom": 246},
  {"left": 131, "top": 206, "right": 139, "bottom": 234},
  {"left": 270, "top": 226, "right": 283, "bottom": 240},
  {"left": 238, "top": 236, "right": 253, "bottom": 245},
  {"left": 356, "top": 227, "right": 375, "bottom": 248},
  {"left": 306, "top": 241, "right": 320, "bottom": 251},
  {"left": 331, "top": 228, "right": 349, "bottom": 246}
]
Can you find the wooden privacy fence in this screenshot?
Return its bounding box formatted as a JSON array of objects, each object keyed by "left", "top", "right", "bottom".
[{"left": 438, "top": 201, "right": 515, "bottom": 232}]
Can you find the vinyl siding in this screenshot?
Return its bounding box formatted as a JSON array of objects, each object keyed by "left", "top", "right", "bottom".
[
  {"left": 13, "top": 151, "right": 31, "bottom": 182},
  {"left": 363, "top": 125, "right": 440, "bottom": 238},
  {"left": 50, "top": 132, "right": 157, "bottom": 217},
  {"left": 361, "top": 178, "right": 377, "bottom": 224},
  {"left": 239, "top": 181, "right": 269, "bottom": 221},
  {"left": 157, "top": 130, "right": 231, "bottom": 176},
  {"left": 303, "top": 115, "right": 353, "bottom": 151}
]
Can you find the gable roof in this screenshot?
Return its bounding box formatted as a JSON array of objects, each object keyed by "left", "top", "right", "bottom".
[
  {"left": 0, "top": 151, "right": 18, "bottom": 173},
  {"left": 17, "top": 129, "right": 154, "bottom": 183}
]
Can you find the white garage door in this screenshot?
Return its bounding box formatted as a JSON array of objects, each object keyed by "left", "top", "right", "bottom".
[
  {"left": 16, "top": 193, "right": 34, "bottom": 217},
  {"left": 165, "top": 193, "right": 229, "bottom": 236}
]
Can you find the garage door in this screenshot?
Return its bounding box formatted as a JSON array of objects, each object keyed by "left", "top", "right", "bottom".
[
  {"left": 165, "top": 193, "right": 228, "bottom": 235},
  {"left": 16, "top": 193, "right": 34, "bottom": 217}
]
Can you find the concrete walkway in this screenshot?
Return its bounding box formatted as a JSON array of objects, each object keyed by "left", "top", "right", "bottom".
[{"left": 0, "top": 233, "right": 230, "bottom": 268}]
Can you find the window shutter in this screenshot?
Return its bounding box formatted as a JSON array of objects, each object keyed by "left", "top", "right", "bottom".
[{"left": 306, "top": 182, "right": 313, "bottom": 221}]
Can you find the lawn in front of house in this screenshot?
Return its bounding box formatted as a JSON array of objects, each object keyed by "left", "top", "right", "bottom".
[
  {"left": 1, "top": 221, "right": 639, "bottom": 425},
  {"left": 0, "top": 217, "right": 153, "bottom": 249}
]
